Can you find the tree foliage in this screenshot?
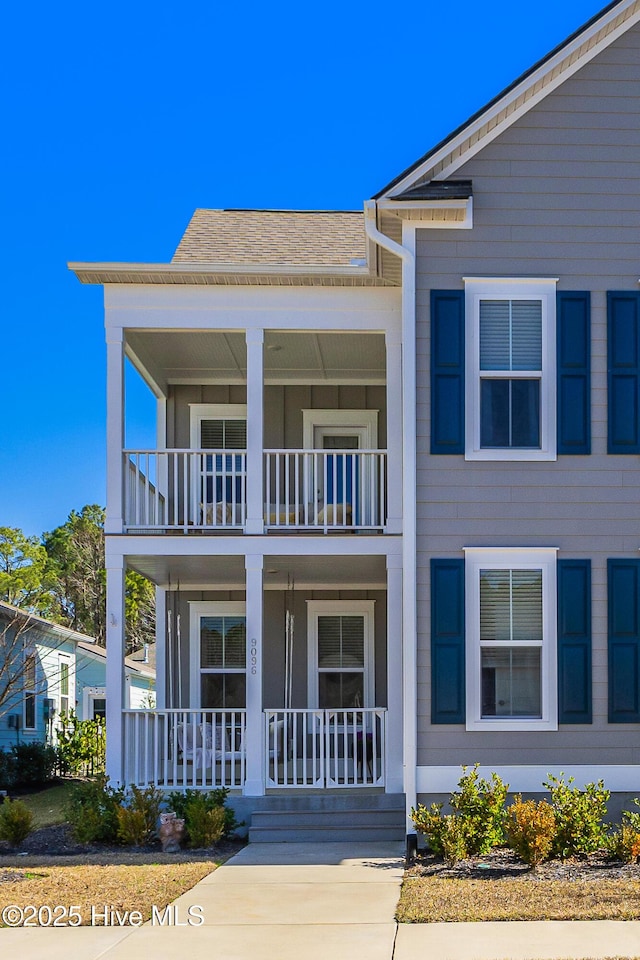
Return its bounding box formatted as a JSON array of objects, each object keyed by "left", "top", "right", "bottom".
[
  {"left": 45, "top": 505, "right": 107, "bottom": 642},
  {"left": 0, "top": 527, "right": 58, "bottom": 616},
  {"left": 3, "top": 506, "right": 155, "bottom": 653}
]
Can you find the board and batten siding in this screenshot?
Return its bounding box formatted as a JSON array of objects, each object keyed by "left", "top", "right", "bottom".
[
  {"left": 168, "top": 384, "right": 387, "bottom": 450},
  {"left": 416, "top": 22, "right": 640, "bottom": 770}
]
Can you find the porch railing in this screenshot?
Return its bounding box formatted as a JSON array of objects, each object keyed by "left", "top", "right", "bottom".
[
  {"left": 122, "top": 709, "right": 246, "bottom": 789},
  {"left": 264, "top": 450, "right": 387, "bottom": 529},
  {"left": 123, "top": 449, "right": 387, "bottom": 532},
  {"left": 265, "top": 708, "right": 386, "bottom": 788},
  {"left": 124, "top": 450, "right": 247, "bottom": 531}
]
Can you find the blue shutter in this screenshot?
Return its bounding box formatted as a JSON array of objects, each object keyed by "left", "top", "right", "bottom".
[
  {"left": 431, "top": 290, "right": 465, "bottom": 454},
  {"left": 608, "top": 292, "right": 640, "bottom": 454},
  {"left": 557, "top": 292, "right": 590, "bottom": 455},
  {"left": 608, "top": 559, "right": 640, "bottom": 723},
  {"left": 557, "top": 560, "right": 591, "bottom": 724},
  {"left": 431, "top": 559, "right": 465, "bottom": 724}
]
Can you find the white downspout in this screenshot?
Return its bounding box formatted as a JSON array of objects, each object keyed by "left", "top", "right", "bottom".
[{"left": 363, "top": 200, "right": 417, "bottom": 836}]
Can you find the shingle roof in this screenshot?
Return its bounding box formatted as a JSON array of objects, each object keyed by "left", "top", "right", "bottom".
[{"left": 172, "top": 209, "right": 367, "bottom": 267}]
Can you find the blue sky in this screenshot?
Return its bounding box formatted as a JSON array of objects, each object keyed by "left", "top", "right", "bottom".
[{"left": 1, "top": 0, "right": 607, "bottom": 536}]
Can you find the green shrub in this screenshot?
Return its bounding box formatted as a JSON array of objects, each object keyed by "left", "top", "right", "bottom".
[
  {"left": 116, "top": 784, "right": 161, "bottom": 845},
  {"left": 410, "top": 802, "right": 448, "bottom": 856},
  {"left": 608, "top": 824, "right": 640, "bottom": 864},
  {"left": 0, "top": 749, "right": 16, "bottom": 790},
  {"left": 116, "top": 806, "right": 149, "bottom": 845},
  {"left": 0, "top": 799, "right": 34, "bottom": 845},
  {"left": 411, "top": 766, "right": 508, "bottom": 860},
  {"left": 543, "top": 773, "right": 609, "bottom": 858},
  {"left": 56, "top": 713, "right": 105, "bottom": 777},
  {"left": 449, "top": 765, "right": 509, "bottom": 855},
  {"left": 11, "top": 742, "right": 57, "bottom": 786},
  {"left": 506, "top": 796, "right": 556, "bottom": 867},
  {"left": 167, "top": 787, "right": 237, "bottom": 838},
  {"left": 183, "top": 798, "right": 226, "bottom": 849},
  {"left": 66, "top": 776, "right": 124, "bottom": 843}
]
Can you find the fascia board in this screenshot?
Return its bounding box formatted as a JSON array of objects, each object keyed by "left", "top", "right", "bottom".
[{"left": 68, "top": 261, "right": 373, "bottom": 283}]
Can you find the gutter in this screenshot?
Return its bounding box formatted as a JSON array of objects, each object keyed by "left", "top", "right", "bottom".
[{"left": 363, "top": 200, "right": 418, "bottom": 837}]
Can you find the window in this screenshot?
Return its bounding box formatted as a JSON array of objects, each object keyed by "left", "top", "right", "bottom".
[
  {"left": 23, "top": 649, "right": 36, "bottom": 730},
  {"left": 59, "top": 657, "right": 71, "bottom": 717},
  {"left": 307, "top": 601, "right": 375, "bottom": 709},
  {"left": 189, "top": 602, "right": 246, "bottom": 709},
  {"left": 464, "top": 547, "right": 557, "bottom": 731},
  {"left": 189, "top": 404, "right": 247, "bottom": 524},
  {"left": 465, "top": 279, "right": 557, "bottom": 461}
]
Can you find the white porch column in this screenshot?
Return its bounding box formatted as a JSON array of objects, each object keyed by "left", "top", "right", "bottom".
[
  {"left": 106, "top": 328, "right": 125, "bottom": 535},
  {"left": 245, "top": 328, "right": 264, "bottom": 534},
  {"left": 244, "top": 554, "right": 264, "bottom": 795},
  {"left": 386, "top": 554, "right": 404, "bottom": 794},
  {"left": 105, "top": 555, "right": 126, "bottom": 784},
  {"left": 155, "top": 587, "right": 166, "bottom": 710},
  {"left": 385, "top": 330, "right": 403, "bottom": 533}
]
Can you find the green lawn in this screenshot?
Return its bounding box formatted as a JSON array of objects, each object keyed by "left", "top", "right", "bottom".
[{"left": 17, "top": 780, "right": 81, "bottom": 828}]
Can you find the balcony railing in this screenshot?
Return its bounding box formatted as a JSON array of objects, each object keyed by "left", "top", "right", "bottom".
[
  {"left": 123, "top": 449, "right": 387, "bottom": 531},
  {"left": 122, "top": 709, "right": 246, "bottom": 789},
  {"left": 265, "top": 450, "right": 387, "bottom": 529},
  {"left": 124, "top": 450, "right": 247, "bottom": 530}
]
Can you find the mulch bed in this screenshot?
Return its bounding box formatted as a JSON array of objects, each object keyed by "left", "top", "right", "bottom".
[
  {"left": 407, "top": 847, "right": 640, "bottom": 882},
  {"left": 0, "top": 823, "right": 245, "bottom": 866}
]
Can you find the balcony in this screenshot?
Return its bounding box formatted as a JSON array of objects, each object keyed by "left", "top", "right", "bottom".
[{"left": 123, "top": 449, "right": 388, "bottom": 533}]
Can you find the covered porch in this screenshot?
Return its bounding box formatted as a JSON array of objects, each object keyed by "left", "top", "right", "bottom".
[{"left": 106, "top": 545, "right": 404, "bottom": 796}]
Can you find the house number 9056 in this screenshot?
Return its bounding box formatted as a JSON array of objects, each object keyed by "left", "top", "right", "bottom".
[{"left": 250, "top": 640, "right": 258, "bottom": 675}]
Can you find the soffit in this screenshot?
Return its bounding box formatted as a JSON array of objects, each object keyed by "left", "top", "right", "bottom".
[
  {"left": 127, "top": 553, "right": 387, "bottom": 589},
  {"left": 126, "top": 330, "right": 386, "bottom": 384}
]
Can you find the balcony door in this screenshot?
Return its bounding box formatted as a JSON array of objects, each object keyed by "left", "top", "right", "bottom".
[{"left": 302, "top": 411, "right": 378, "bottom": 525}]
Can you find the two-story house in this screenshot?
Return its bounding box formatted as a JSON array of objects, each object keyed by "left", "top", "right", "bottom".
[{"left": 70, "top": 0, "right": 640, "bottom": 839}]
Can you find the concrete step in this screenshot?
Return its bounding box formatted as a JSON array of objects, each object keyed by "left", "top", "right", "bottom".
[
  {"left": 256, "top": 793, "right": 405, "bottom": 813},
  {"left": 247, "top": 793, "right": 406, "bottom": 843},
  {"left": 251, "top": 809, "right": 404, "bottom": 829},
  {"left": 250, "top": 824, "right": 405, "bottom": 843}
]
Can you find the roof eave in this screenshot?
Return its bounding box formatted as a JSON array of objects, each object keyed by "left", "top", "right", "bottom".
[{"left": 68, "top": 261, "right": 373, "bottom": 284}]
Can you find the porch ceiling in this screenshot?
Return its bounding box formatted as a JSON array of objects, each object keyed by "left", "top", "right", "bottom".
[
  {"left": 126, "top": 330, "right": 385, "bottom": 387},
  {"left": 127, "top": 553, "right": 388, "bottom": 590}
]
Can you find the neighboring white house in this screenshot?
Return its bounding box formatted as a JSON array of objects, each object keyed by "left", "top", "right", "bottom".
[
  {"left": 70, "top": 0, "right": 640, "bottom": 839},
  {"left": 0, "top": 602, "right": 155, "bottom": 750}
]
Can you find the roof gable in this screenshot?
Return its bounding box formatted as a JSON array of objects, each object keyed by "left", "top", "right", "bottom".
[{"left": 375, "top": 0, "right": 640, "bottom": 199}]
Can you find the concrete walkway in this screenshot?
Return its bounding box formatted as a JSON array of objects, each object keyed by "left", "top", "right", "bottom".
[{"left": 3, "top": 842, "right": 640, "bottom": 958}]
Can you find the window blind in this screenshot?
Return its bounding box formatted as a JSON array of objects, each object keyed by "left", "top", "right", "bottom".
[
  {"left": 480, "top": 300, "right": 542, "bottom": 371},
  {"left": 201, "top": 419, "right": 247, "bottom": 449},
  {"left": 480, "top": 569, "right": 542, "bottom": 642},
  {"left": 200, "top": 616, "right": 246, "bottom": 668},
  {"left": 317, "top": 615, "right": 364, "bottom": 668}
]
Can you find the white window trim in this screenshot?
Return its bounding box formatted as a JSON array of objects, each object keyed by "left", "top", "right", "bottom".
[
  {"left": 189, "top": 601, "right": 246, "bottom": 709},
  {"left": 23, "top": 647, "right": 37, "bottom": 731},
  {"left": 83, "top": 686, "right": 106, "bottom": 721},
  {"left": 189, "top": 404, "right": 247, "bottom": 449},
  {"left": 301, "top": 409, "right": 378, "bottom": 450},
  {"left": 464, "top": 547, "right": 558, "bottom": 732},
  {"left": 58, "top": 653, "right": 73, "bottom": 717},
  {"left": 464, "top": 278, "right": 558, "bottom": 461},
  {"left": 306, "top": 599, "right": 375, "bottom": 709}
]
